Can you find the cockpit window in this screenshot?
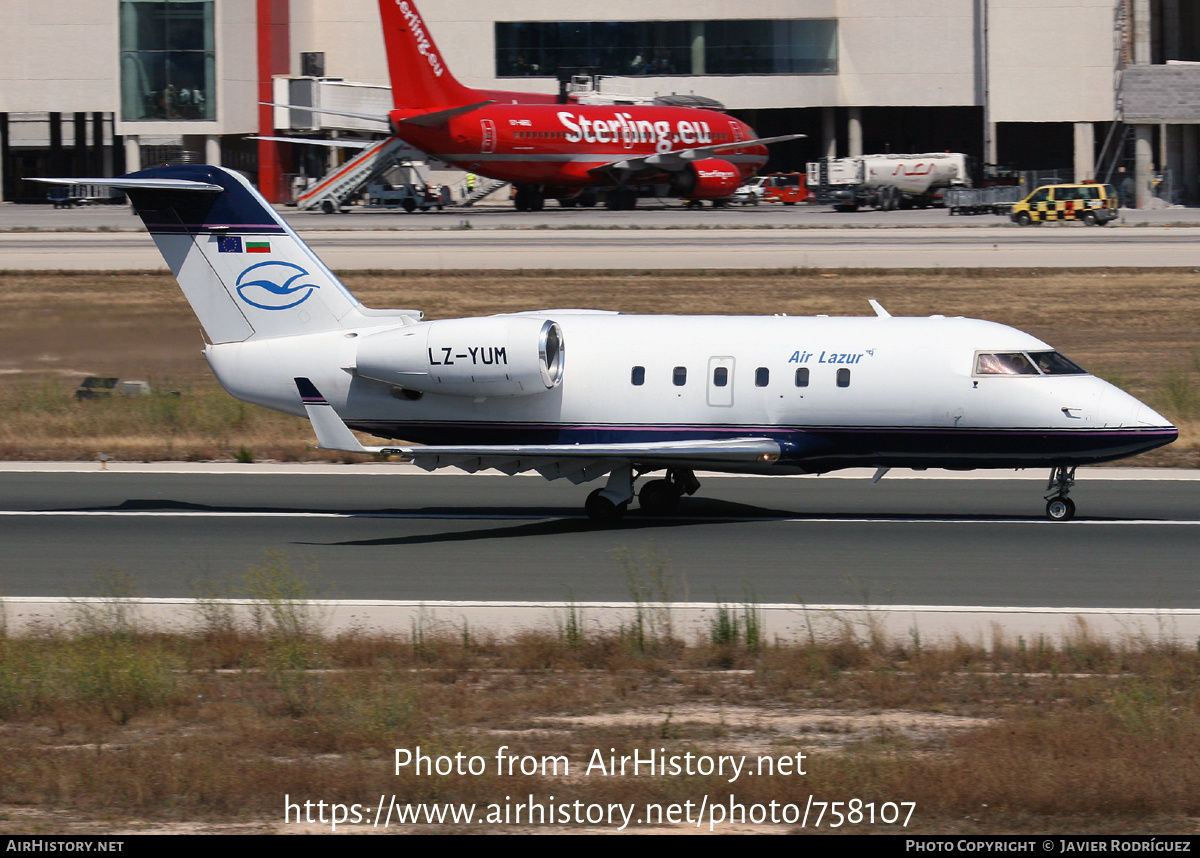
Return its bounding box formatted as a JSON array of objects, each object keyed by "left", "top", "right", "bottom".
[
  {"left": 975, "top": 352, "right": 1038, "bottom": 375},
  {"left": 1029, "top": 351, "right": 1086, "bottom": 375},
  {"left": 974, "top": 350, "right": 1088, "bottom": 377}
]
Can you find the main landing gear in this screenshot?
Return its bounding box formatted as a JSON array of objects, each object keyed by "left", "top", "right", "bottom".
[
  {"left": 1044, "top": 465, "right": 1077, "bottom": 521},
  {"left": 584, "top": 466, "right": 701, "bottom": 523},
  {"left": 513, "top": 185, "right": 545, "bottom": 212}
]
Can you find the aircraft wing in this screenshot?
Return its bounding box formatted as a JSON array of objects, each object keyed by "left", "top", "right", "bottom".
[
  {"left": 296, "top": 378, "right": 780, "bottom": 483},
  {"left": 261, "top": 102, "right": 390, "bottom": 126},
  {"left": 250, "top": 136, "right": 374, "bottom": 149},
  {"left": 601, "top": 133, "right": 806, "bottom": 176}
]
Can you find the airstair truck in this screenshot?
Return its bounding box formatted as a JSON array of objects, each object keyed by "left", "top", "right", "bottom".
[{"left": 807, "top": 153, "right": 970, "bottom": 211}]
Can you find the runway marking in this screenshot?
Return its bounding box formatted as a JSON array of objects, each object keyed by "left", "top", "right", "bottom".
[{"left": 2, "top": 510, "right": 1199, "bottom": 525}]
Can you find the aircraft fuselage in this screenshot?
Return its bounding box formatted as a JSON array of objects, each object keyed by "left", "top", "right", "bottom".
[
  {"left": 389, "top": 104, "right": 768, "bottom": 189},
  {"left": 206, "top": 312, "right": 1175, "bottom": 474}
]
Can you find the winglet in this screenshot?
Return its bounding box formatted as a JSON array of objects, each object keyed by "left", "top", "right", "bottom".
[
  {"left": 868, "top": 299, "right": 892, "bottom": 318},
  {"left": 295, "top": 378, "right": 381, "bottom": 454}
]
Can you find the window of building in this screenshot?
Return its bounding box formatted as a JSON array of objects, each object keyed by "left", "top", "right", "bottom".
[
  {"left": 631, "top": 365, "right": 645, "bottom": 385},
  {"left": 673, "top": 366, "right": 687, "bottom": 386},
  {"left": 755, "top": 367, "right": 769, "bottom": 387},
  {"left": 120, "top": 0, "right": 216, "bottom": 121},
  {"left": 794, "top": 367, "right": 809, "bottom": 387},
  {"left": 836, "top": 368, "right": 851, "bottom": 388},
  {"left": 496, "top": 19, "right": 837, "bottom": 78}
]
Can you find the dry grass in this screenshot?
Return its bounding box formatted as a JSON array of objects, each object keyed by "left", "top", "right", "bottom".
[
  {"left": 2, "top": 569, "right": 1200, "bottom": 833},
  {"left": 0, "top": 269, "right": 1197, "bottom": 463}
]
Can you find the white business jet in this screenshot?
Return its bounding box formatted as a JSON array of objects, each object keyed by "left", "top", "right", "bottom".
[{"left": 34, "top": 167, "right": 1176, "bottom": 522}]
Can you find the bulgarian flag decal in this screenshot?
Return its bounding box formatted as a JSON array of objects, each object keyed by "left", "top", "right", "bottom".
[{"left": 246, "top": 241, "right": 271, "bottom": 254}]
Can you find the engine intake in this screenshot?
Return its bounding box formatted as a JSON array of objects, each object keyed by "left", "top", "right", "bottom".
[
  {"left": 669, "top": 158, "right": 741, "bottom": 200},
  {"left": 356, "top": 316, "right": 564, "bottom": 397}
]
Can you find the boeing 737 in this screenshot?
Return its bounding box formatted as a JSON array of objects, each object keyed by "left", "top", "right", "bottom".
[
  {"left": 276, "top": 0, "right": 802, "bottom": 210},
  {"left": 34, "top": 166, "right": 1177, "bottom": 521}
]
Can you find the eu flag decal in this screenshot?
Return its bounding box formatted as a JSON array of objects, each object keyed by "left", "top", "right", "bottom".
[{"left": 218, "top": 236, "right": 243, "bottom": 253}]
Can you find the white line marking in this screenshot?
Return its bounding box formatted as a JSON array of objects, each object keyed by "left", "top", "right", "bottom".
[{"left": 1, "top": 510, "right": 1198, "bottom": 525}]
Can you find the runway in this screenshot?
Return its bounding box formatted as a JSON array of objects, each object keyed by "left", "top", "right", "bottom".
[
  {"left": 4, "top": 225, "right": 1200, "bottom": 270},
  {"left": 2, "top": 465, "right": 1197, "bottom": 610}
]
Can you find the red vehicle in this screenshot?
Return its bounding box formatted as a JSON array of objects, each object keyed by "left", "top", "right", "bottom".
[
  {"left": 750, "top": 173, "right": 809, "bottom": 205},
  {"left": 375, "top": 1, "right": 799, "bottom": 210}
]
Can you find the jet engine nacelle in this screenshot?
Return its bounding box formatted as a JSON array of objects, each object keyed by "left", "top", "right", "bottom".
[
  {"left": 670, "top": 158, "right": 742, "bottom": 200},
  {"left": 355, "top": 316, "right": 564, "bottom": 397}
]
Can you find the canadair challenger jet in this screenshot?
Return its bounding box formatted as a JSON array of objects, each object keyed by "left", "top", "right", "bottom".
[{"left": 34, "top": 167, "right": 1176, "bottom": 521}]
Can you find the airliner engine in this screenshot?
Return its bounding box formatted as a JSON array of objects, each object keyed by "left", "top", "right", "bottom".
[
  {"left": 355, "top": 316, "right": 564, "bottom": 397},
  {"left": 669, "top": 158, "right": 741, "bottom": 200}
]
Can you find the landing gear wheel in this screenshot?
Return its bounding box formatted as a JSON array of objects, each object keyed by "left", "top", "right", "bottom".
[
  {"left": 585, "top": 489, "right": 627, "bottom": 524},
  {"left": 1044, "top": 465, "right": 1077, "bottom": 521},
  {"left": 639, "top": 479, "right": 682, "bottom": 515},
  {"left": 1046, "top": 496, "right": 1076, "bottom": 522}
]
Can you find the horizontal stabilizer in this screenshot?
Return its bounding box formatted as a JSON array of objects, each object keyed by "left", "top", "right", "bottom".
[
  {"left": 397, "top": 101, "right": 495, "bottom": 127},
  {"left": 31, "top": 176, "right": 221, "bottom": 192}
]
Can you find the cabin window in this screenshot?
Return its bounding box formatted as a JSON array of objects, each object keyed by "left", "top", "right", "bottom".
[
  {"left": 673, "top": 366, "right": 687, "bottom": 386},
  {"left": 712, "top": 366, "right": 728, "bottom": 387},
  {"left": 631, "top": 366, "right": 645, "bottom": 386},
  {"left": 836, "top": 368, "right": 851, "bottom": 387},
  {"left": 794, "top": 367, "right": 809, "bottom": 387},
  {"left": 755, "top": 367, "right": 769, "bottom": 387},
  {"left": 975, "top": 352, "right": 1039, "bottom": 376}
]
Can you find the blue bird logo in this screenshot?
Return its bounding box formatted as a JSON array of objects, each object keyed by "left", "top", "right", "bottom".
[{"left": 235, "top": 261, "right": 320, "bottom": 310}]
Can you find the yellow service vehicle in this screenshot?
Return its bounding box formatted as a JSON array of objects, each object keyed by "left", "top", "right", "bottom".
[{"left": 1010, "top": 182, "right": 1118, "bottom": 226}]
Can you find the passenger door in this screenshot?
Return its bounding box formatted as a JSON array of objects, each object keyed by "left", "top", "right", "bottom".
[{"left": 707, "top": 356, "right": 735, "bottom": 407}]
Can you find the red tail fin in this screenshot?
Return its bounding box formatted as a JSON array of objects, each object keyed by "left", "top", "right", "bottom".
[{"left": 378, "top": 0, "right": 479, "bottom": 109}]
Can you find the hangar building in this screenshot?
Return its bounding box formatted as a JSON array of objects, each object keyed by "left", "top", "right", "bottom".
[{"left": 0, "top": 0, "right": 1196, "bottom": 206}]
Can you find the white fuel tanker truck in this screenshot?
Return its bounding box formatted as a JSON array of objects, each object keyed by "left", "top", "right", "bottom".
[{"left": 806, "top": 153, "right": 971, "bottom": 211}]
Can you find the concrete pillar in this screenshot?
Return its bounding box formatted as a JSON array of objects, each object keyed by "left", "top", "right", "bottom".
[
  {"left": 124, "top": 135, "right": 141, "bottom": 173},
  {"left": 847, "top": 107, "right": 863, "bottom": 157},
  {"left": 1133, "top": 0, "right": 1151, "bottom": 64},
  {"left": 1164, "top": 124, "right": 1184, "bottom": 204},
  {"left": 984, "top": 121, "right": 997, "bottom": 167},
  {"left": 1183, "top": 125, "right": 1198, "bottom": 205},
  {"left": 822, "top": 107, "right": 837, "bottom": 158},
  {"left": 690, "top": 22, "right": 705, "bottom": 75},
  {"left": 1073, "top": 122, "right": 1094, "bottom": 182},
  {"left": 1134, "top": 124, "right": 1154, "bottom": 207},
  {"left": 205, "top": 134, "right": 221, "bottom": 167}
]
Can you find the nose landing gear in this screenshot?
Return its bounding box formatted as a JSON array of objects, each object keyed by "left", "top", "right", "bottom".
[{"left": 1045, "top": 465, "right": 1077, "bottom": 521}]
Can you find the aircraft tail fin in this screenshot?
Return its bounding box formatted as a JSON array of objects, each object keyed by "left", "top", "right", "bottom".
[
  {"left": 378, "top": 0, "right": 479, "bottom": 110},
  {"left": 38, "top": 166, "right": 381, "bottom": 344}
]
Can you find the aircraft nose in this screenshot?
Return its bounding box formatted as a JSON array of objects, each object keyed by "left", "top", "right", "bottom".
[{"left": 1134, "top": 402, "right": 1174, "bottom": 430}]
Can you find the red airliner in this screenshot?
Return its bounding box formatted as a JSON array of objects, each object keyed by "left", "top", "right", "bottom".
[{"left": 375, "top": 0, "right": 801, "bottom": 210}]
